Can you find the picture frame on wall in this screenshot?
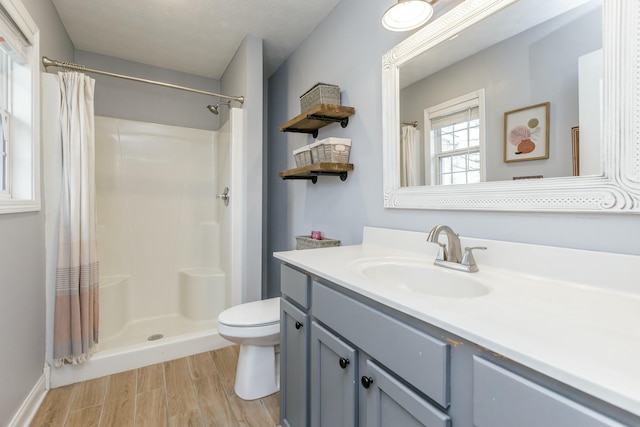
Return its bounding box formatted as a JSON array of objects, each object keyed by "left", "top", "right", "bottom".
[{"left": 504, "top": 102, "right": 550, "bottom": 163}]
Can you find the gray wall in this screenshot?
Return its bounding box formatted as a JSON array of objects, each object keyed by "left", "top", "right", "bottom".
[
  {"left": 74, "top": 50, "right": 222, "bottom": 131},
  {"left": 400, "top": 5, "right": 602, "bottom": 182},
  {"left": 266, "top": 0, "right": 640, "bottom": 298},
  {"left": 220, "top": 35, "right": 264, "bottom": 302},
  {"left": 0, "top": 1, "right": 73, "bottom": 425},
  {"left": 24, "top": 0, "right": 74, "bottom": 66}
]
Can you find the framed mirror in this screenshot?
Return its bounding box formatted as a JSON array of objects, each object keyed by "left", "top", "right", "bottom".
[{"left": 382, "top": 0, "right": 640, "bottom": 212}]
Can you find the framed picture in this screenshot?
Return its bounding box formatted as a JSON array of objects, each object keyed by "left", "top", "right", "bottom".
[
  {"left": 571, "top": 126, "right": 580, "bottom": 176},
  {"left": 513, "top": 175, "right": 543, "bottom": 180},
  {"left": 504, "top": 102, "right": 550, "bottom": 162}
]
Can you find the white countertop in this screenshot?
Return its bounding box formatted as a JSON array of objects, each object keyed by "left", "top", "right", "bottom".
[{"left": 274, "top": 227, "right": 640, "bottom": 417}]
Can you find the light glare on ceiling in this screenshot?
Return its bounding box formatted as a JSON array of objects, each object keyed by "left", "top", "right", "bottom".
[{"left": 382, "top": 0, "right": 434, "bottom": 32}]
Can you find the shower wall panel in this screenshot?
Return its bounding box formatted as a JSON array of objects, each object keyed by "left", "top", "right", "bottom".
[
  {"left": 217, "top": 115, "right": 231, "bottom": 308},
  {"left": 216, "top": 108, "right": 245, "bottom": 306},
  {"left": 95, "top": 117, "right": 219, "bottom": 321}
]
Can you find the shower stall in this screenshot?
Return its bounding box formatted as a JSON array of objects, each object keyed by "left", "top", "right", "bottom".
[{"left": 42, "top": 73, "right": 246, "bottom": 387}]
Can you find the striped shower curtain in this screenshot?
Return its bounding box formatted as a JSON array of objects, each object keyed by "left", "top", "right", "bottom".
[{"left": 53, "top": 71, "right": 99, "bottom": 367}]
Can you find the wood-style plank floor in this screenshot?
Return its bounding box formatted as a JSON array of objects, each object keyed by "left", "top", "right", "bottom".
[{"left": 30, "top": 345, "right": 280, "bottom": 427}]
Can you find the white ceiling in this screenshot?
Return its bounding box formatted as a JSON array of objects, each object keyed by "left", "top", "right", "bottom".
[{"left": 51, "top": 0, "right": 342, "bottom": 79}]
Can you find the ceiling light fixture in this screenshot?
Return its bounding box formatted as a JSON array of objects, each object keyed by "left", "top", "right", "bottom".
[{"left": 382, "top": 0, "right": 434, "bottom": 32}]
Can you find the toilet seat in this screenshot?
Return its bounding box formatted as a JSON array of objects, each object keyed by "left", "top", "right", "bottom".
[
  {"left": 218, "top": 321, "right": 280, "bottom": 343},
  {"left": 218, "top": 297, "right": 280, "bottom": 327}
]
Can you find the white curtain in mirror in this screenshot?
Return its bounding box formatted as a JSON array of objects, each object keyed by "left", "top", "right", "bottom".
[{"left": 401, "top": 125, "right": 421, "bottom": 187}]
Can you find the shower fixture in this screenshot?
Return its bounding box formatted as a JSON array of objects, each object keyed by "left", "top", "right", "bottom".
[{"left": 207, "top": 101, "right": 232, "bottom": 115}]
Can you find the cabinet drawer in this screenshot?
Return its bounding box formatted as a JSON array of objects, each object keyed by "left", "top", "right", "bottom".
[
  {"left": 312, "top": 282, "right": 450, "bottom": 407},
  {"left": 364, "top": 360, "right": 451, "bottom": 427},
  {"left": 281, "top": 264, "right": 311, "bottom": 308},
  {"left": 473, "top": 356, "right": 626, "bottom": 427}
]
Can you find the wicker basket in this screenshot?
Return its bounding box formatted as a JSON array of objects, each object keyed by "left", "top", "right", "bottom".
[
  {"left": 300, "top": 83, "right": 340, "bottom": 112},
  {"left": 295, "top": 235, "right": 341, "bottom": 250},
  {"left": 309, "top": 141, "right": 324, "bottom": 164},
  {"left": 292, "top": 145, "right": 312, "bottom": 167},
  {"left": 319, "top": 137, "right": 351, "bottom": 163}
]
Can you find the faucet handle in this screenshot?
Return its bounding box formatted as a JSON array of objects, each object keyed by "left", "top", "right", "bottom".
[
  {"left": 435, "top": 242, "right": 448, "bottom": 261},
  {"left": 461, "top": 246, "right": 487, "bottom": 271}
]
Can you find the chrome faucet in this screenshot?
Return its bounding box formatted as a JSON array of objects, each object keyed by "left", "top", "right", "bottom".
[
  {"left": 427, "top": 225, "right": 462, "bottom": 263},
  {"left": 427, "top": 225, "right": 486, "bottom": 272}
]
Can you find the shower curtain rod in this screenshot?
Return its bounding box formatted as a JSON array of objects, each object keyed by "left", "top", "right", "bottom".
[{"left": 41, "top": 56, "right": 245, "bottom": 105}]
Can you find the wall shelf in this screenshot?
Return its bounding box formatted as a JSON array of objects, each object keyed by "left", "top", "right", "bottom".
[
  {"left": 279, "top": 104, "right": 356, "bottom": 138},
  {"left": 279, "top": 163, "right": 354, "bottom": 184}
]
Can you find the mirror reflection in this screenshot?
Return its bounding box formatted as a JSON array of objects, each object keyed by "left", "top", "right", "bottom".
[{"left": 398, "top": 0, "right": 602, "bottom": 186}]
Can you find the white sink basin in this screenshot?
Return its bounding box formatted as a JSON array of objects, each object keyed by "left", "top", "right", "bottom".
[{"left": 350, "top": 257, "right": 490, "bottom": 298}]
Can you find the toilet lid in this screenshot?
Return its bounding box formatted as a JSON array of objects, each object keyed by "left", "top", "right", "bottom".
[{"left": 218, "top": 297, "right": 280, "bottom": 327}]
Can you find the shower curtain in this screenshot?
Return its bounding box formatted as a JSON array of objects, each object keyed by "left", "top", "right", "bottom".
[
  {"left": 401, "top": 125, "right": 421, "bottom": 187},
  {"left": 53, "top": 71, "right": 100, "bottom": 366}
]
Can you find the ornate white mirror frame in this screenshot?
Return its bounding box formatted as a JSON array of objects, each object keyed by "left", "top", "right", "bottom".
[{"left": 382, "top": 0, "right": 640, "bottom": 212}]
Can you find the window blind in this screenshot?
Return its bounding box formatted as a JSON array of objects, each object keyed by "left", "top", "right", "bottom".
[
  {"left": 0, "top": 4, "right": 30, "bottom": 63},
  {"left": 430, "top": 104, "right": 479, "bottom": 130}
]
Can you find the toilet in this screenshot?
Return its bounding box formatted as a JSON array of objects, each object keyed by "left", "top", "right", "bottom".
[{"left": 217, "top": 297, "right": 281, "bottom": 400}]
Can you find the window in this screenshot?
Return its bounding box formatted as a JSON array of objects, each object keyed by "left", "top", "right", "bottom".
[
  {"left": 0, "top": 0, "right": 39, "bottom": 213},
  {"left": 425, "top": 89, "right": 485, "bottom": 185}
]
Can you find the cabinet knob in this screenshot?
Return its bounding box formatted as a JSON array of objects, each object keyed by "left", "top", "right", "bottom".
[
  {"left": 295, "top": 321, "right": 303, "bottom": 330},
  {"left": 339, "top": 357, "right": 350, "bottom": 369},
  {"left": 361, "top": 376, "right": 374, "bottom": 389}
]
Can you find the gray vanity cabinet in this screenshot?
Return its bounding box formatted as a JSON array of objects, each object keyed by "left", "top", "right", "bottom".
[
  {"left": 310, "top": 321, "right": 357, "bottom": 427},
  {"left": 311, "top": 280, "right": 451, "bottom": 427},
  {"left": 279, "top": 262, "right": 640, "bottom": 427},
  {"left": 309, "top": 316, "right": 451, "bottom": 427},
  {"left": 312, "top": 280, "right": 451, "bottom": 408}
]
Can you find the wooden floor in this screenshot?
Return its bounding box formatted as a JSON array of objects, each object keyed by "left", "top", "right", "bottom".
[{"left": 30, "top": 345, "right": 280, "bottom": 427}]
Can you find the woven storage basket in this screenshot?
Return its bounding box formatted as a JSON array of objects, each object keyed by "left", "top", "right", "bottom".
[
  {"left": 295, "top": 236, "right": 341, "bottom": 250},
  {"left": 309, "top": 141, "right": 324, "bottom": 164},
  {"left": 319, "top": 137, "right": 351, "bottom": 163},
  {"left": 292, "top": 146, "right": 312, "bottom": 167},
  {"left": 300, "top": 83, "right": 340, "bottom": 112}
]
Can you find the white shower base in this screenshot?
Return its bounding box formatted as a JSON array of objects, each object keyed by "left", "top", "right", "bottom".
[
  {"left": 100, "top": 269, "right": 227, "bottom": 352},
  {"left": 100, "top": 314, "right": 218, "bottom": 352},
  {"left": 49, "top": 317, "right": 232, "bottom": 388},
  {"left": 49, "top": 271, "right": 232, "bottom": 388}
]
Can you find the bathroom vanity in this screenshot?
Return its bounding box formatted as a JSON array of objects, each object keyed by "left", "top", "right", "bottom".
[{"left": 275, "top": 227, "right": 640, "bottom": 427}]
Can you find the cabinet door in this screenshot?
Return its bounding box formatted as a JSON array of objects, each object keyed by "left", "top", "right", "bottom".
[
  {"left": 310, "top": 322, "right": 357, "bottom": 427},
  {"left": 363, "top": 360, "right": 451, "bottom": 427},
  {"left": 281, "top": 298, "right": 310, "bottom": 427}
]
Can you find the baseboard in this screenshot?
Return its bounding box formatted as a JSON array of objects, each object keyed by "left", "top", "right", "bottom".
[{"left": 8, "top": 374, "right": 47, "bottom": 427}]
